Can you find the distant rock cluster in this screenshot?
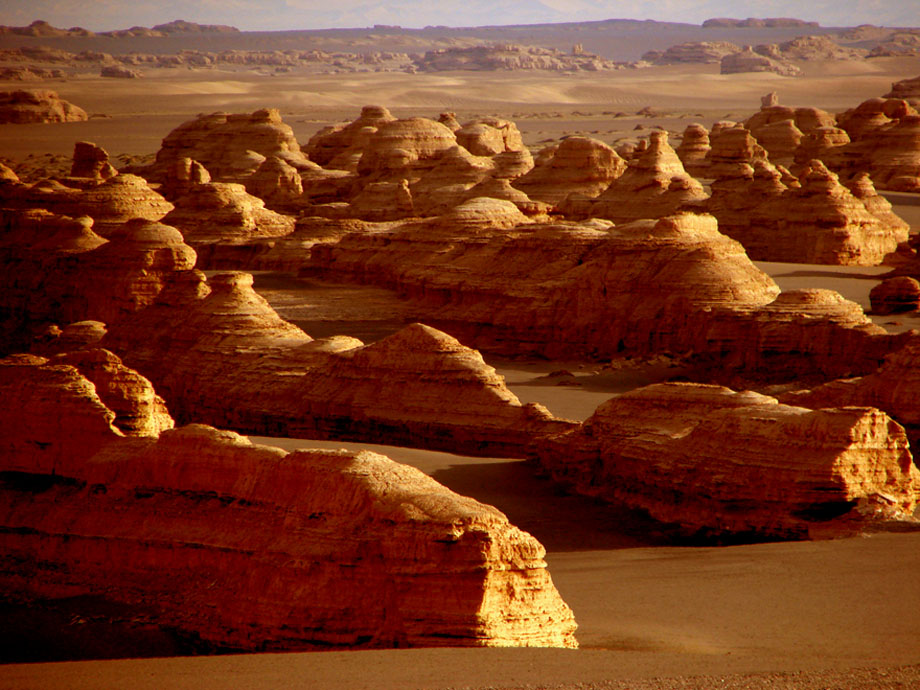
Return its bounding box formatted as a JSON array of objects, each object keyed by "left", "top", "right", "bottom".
[{"left": 0, "top": 88, "right": 86, "bottom": 123}]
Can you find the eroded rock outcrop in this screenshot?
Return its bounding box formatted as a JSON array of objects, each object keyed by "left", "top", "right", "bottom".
[
  {"left": 70, "top": 142, "right": 118, "bottom": 181},
  {"left": 870, "top": 277, "right": 920, "bottom": 315},
  {"left": 0, "top": 211, "right": 196, "bottom": 354},
  {"left": 142, "top": 109, "right": 311, "bottom": 184},
  {"left": 641, "top": 41, "right": 740, "bottom": 65},
  {"left": 564, "top": 131, "right": 707, "bottom": 222},
  {"left": 532, "top": 382, "right": 918, "bottom": 539},
  {"left": 512, "top": 137, "right": 625, "bottom": 205},
  {"left": 705, "top": 160, "right": 909, "bottom": 265},
  {"left": 675, "top": 124, "right": 711, "bottom": 177},
  {"left": 303, "top": 105, "right": 397, "bottom": 170},
  {"left": 100, "top": 271, "right": 573, "bottom": 456},
  {"left": 0, "top": 89, "right": 88, "bottom": 124},
  {"left": 162, "top": 182, "right": 296, "bottom": 245},
  {"left": 312, "top": 207, "right": 913, "bottom": 380},
  {"left": 0, "top": 355, "right": 578, "bottom": 650},
  {"left": 720, "top": 46, "right": 802, "bottom": 77}
]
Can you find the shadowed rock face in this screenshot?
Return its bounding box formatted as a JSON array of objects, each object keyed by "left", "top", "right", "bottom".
[
  {"left": 532, "top": 382, "right": 919, "bottom": 540},
  {"left": 705, "top": 159, "right": 909, "bottom": 265},
  {"left": 0, "top": 354, "right": 578, "bottom": 651},
  {"left": 99, "top": 270, "right": 573, "bottom": 457},
  {"left": 0, "top": 211, "right": 196, "bottom": 354},
  {"left": 0, "top": 89, "right": 87, "bottom": 124},
  {"left": 312, "top": 206, "right": 914, "bottom": 381}
]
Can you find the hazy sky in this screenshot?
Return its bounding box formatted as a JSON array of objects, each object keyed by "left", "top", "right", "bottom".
[{"left": 1, "top": 0, "right": 918, "bottom": 32}]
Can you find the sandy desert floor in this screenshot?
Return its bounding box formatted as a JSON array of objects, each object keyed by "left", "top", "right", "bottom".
[{"left": 3, "top": 54, "right": 920, "bottom": 689}]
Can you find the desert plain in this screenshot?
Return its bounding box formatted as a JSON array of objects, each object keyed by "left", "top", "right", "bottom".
[{"left": 2, "top": 15, "right": 920, "bottom": 690}]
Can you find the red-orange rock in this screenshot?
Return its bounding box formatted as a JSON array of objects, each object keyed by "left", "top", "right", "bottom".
[
  {"left": 356, "top": 117, "right": 458, "bottom": 183},
  {"left": 675, "top": 123, "right": 711, "bottom": 177},
  {"left": 532, "top": 382, "right": 918, "bottom": 539},
  {"left": 869, "top": 277, "right": 920, "bottom": 314},
  {"left": 303, "top": 105, "right": 396, "bottom": 170},
  {"left": 99, "top": 271, "right": 573, "bottom": 456},
  {"left": 568, "top": 131, "right": 707, "bottom": 222},
  {"left": 0, "top": 357, "right": 578, "bottom": 650},
  {"left": 512, "top": 136, "right": 625, "bottom": 204},
  {"left": 70, "top": 141, "right": 118, "bottom": 181},
  {"left": 0, "top": 89, "right": 87, "bottom": 123}
]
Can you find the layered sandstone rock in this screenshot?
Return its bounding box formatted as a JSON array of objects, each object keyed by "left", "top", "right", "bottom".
[
  {"left": 870, "top": 277, "right": 920, "bottom": 315},
  {"left": 414, "top": 44, "right": 620, "bottom": 72},
  {"left": 641, "top": 41, "right": 740, "bottom": 64},
  {"left": 456, "top": 117, "right": 526, "bottom": 156},
  {"left": 781, "top": 342, "right": 920, "bottom": 445},
  {"left": 70, "top": 142, "right": 118, "bottom": 181},
  {"left": 4, "top": 174, "right": 175, "bottom": 236},
  {"left": 675, "top": 124, "right": 711, "bottom": 177},
  {"left": 0, "top": 210, "right": 196, "bottom": 354},
  {"left": 705, "top": 160, "right": 908, "bottom": 265},
  {"left": 100, "top": 271, "right": 573, "bottom": 456},
  {"left": 162, "top": 182, "right": 296, "bottom": 245},
  {"left": 705, "top": 125, "right": 768, "bottom": 178},
  {"left": 532, "top": 382, "right": 918, "bottom": 539},
  {"left": 512, "top": 137, "right": 625, "bottom": 204},
  {"left": 0, "top": 356, "right": 578, "bottom": 650},
  {"left": 720, "top": 46, "right": 802, "bottom": 77},
  {"left": 0, "top": 89, "right": 88, "bottom": 124},
  {"left": 312, "top": 208, "right": 912, "bottom": 380},
  {"left": 143, "top": 109, "right": 311, "bottom": 184},
  {"left": 356, "top": 117, "right": 458, "bottom": 183},
  {"left": 566, "top": 131, "right": 707, "bottom": 223},
  {"left": 303, "top": 105, "right": 397, "bottom": 170}
]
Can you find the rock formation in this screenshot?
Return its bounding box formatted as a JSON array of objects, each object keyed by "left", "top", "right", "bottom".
[
  {"left": 455, "top": 117, "right": 526, "bottom": 156},
  {"left": 303, "top": 105, "right": 397, "bottom": 170},
  {"left": 0, "top": 89, "right": 88, "bottom": 124},
  {"left": 356, "top": 117, "right": 458, "bottom": 183},
  {"left": 141, "top": 109, "right": 311, "bottom": 184},
  {"left": 162, "top": 182, "right": 296, "bottom": 246},
  {"left": 100, "top": 65, "right": 141, "bottom": 78},
  {"left": 867, "top": 31, "right": 920, "bottom": 58},
  {"left": 641, "top": 41, "right": 740, "bottom": 64},
  {"left": 705, "top": 125, "right": 768, "bottom": 179},
  {"left": 414, "top": 44, "right": 621, "bottom": 72},
  {"left": 720, "top": 46, "right": 802, "bottom": 77},
  {"left": 781, "top": 342, "right": 920, "bottom": 446},
  {"left": 532, "top": 382, "right": 919, "bottom": 539},
  {"left": 0, "top": 210, "right": 196, "bottom": 354},
  {"left": 564, "top": 131, "right": 707, "bottom": 223},
  {"left": 675, "top": 124, "right": 711, "bottom": 177},
  {"left": 98, "top": 270, "right": 573, "bottom": 457},
  {"left": 705, "top": 159, "right": 908, "bottom": 265},
  {"left": 755, "top": 35, "right": 866, "bottom": 61},
  {"left": 0, "top": 354, "right": 578, "bottom": 650},
  {"left": 869, "top": 277, "right": 920, "bottom": 315},
  {"left": 886, "top": 75, "right": 920, "bottom": 102},
  {"left": 70, "top": 141, "right": 118, "bottom": 181},
  {"left": 512, "top": 137, "right": 625, "bottom": 205},
  {"left": 703, "top": 17, "right": 819, "bottom": 28},
  {"left": 312, "top": 206, "right": 913, "bottom": 381}
]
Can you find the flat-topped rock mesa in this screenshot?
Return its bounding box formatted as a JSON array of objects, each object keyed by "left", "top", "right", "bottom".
[
  {"left": 511, "top": 136, "right": 625, "bottom": 205},
  {"left": 560, "top": 131, "right": 707, "bottom": 223},
  {"left": 531, "top": 382, "right": 919, "bottom": 540},
  {"left": 720, "top": 46, "right": 802, "bottom": 77},
  {"left": 0, "top": 355, "right": 577, "bottom": 651},
  {"left": 0, "top": 89, "right": 87, "bottom": 124},
  {"left": 0, "top": 210, "right": 195, "bottom": 354},
  {"left": 703, "top": 17, "right": 820, "bottom": 28},
  {"left": 162, "top": 180, "right": 296, "bottom": 246},
  {"left": 311, "top": 206, "right": 913, "bottom": 381},
  {"left": 831, "top": 98, "right": 920, "bottom": 192},
  {"left": 140, "top": 109, "right": 312, "bottom": 186},
  {"left": 414, "top": 43, "right": 622, "bottom": 72},
  {"left": 100, "top": 271, "right": 573, "bottom": 457},
  {"left": 0, "top": 172, "right": 174, "bottom": 236},
  {"left": 641, "top": 41, "right": 740, "bottom": 64},
  {"left": 755, "top": 35, "right": 867, "bottom": 61},
  {"left": 705, "top": 159, "right": 909, "bottom": 265},
  {"left": 781, "top": 341, "right": 920, "bottom": 445}
]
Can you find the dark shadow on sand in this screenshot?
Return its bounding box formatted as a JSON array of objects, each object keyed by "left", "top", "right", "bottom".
[{"left": 431, "top": 459, "right": 666, "bottom": 552}]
